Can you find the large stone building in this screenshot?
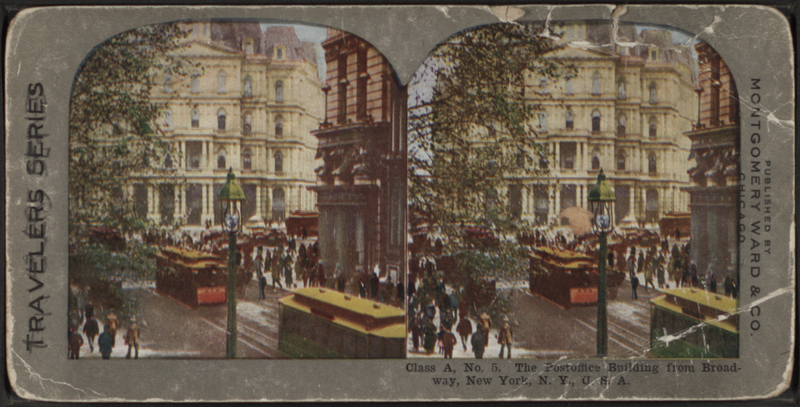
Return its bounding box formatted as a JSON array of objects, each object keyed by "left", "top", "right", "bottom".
[
  {"left": 310, "top": 29, "right": 407, "bottom": 283},
  {"left": 519, "top": 23, "right": 698, "bottom": 227},
  {"left": 133, "top": 22, "right": 323, "bottom": 231},
  {"left": 682, "top": 42, "right": 740, "bottom": 276}
]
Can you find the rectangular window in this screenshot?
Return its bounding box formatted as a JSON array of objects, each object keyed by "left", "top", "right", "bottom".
[
  {"left": 338, "top": 55, "right": 348, "bottom": 123},
  {"left": 186, "top": 142, "right": 202, "bottom": 169},
  {"left": 356, "top": 48, "right": 368, "bottom": 120},
  {"left": 134, "top": 184, "right": 147, "bottom": 219},
  {"left": 560, "top": 142, "right": 577, "bottom": 170}
]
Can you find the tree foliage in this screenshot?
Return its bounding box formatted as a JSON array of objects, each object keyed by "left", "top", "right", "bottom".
[
  {"left": 408, "top": 23, "right": 574, "bottom": 281},
  {"left": 69, "top": 23, "right": 198, "bottom": 244}
]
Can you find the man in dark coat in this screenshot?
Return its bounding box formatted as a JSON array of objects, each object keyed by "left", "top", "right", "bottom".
[
  {"left": 369, "top": 272, "right": 380, "bottom": 300},
  {"left": 82, "top": 316, "right": 100, "bottom": 353},
  {"left": 442, "top": 328, "right": 457, "bottom": 359},
  {"left": 98, "top": 324, "right": 114, "bottom": 359},
  {"left": 471, "top": 329, "right": 486, "bottom": 359},
  {"left": 68, "top": 327, "right": 83, "bottom": 359},
  {"left": 456, "top": 317, "right": 473, "bottom": 352}
]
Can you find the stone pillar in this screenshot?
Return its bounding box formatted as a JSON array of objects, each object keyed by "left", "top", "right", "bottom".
[
  {"left": 555, "top": 143, "right": 561, "bottom": 169},
  {"left": 180, "top": 141, "right": 185, "bottom": 168},
  {"left": 629, "top": 184, "right": 636, "bottom": 220},
  {"left": 179, "top": 186, "right": 186, "bottom": 219},
  {"left": 208, "top": 141, "right": 215, "bottom": 169},
  {"left": 583, "top": 142, "right": 589, "bottom": 171},
  {"left": 548, "top": 185, "right": 555, "bottom": 223},
  {"left": 520, "top": 185, "right": 528, "bottom": 219},
  {"left": 255, "top": 185, "right": 262, "bottom": 220},
  {"left": 554, "top": 186, "right": 561, "bottom": 217},
  {"left": 334, "top": 208, "right": 347, "bottom": 278},
  {"left": 265, "top": 186, "right": 272, "bottom": 219}
]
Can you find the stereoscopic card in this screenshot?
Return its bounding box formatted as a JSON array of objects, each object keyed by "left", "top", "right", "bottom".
[{"left": 4, "top": 4, "right": 794, "bottom": 402}]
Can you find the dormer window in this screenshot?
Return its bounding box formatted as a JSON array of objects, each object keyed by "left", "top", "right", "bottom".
[
  {"left": 245, "top": 39, "right": 254, "bottom": 54},
  {"left": 650, "top": 49, "right": 658, "bottom": 61},
  {"left": 274, "top": 46, "right": 285, "bottom": 60}
]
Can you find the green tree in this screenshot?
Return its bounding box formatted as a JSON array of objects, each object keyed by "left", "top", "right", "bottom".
[
  {"left": 408, "top": 23, "right": 574, "bottom": 287},
  {"left": 69, "top": 23, "right": 198, "bottom": 245}
]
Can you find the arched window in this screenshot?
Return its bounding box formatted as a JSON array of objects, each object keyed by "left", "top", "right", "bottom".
[
  {"left": 217, "top": 109, "right": 226, "bottom": 130},
  {"left": 275, "top": 115, "right": 284, "bottom": 137},
  {"left": 649, "top": 118, "right": 657, "bottom": 139},
  {"left": 243, "top": 112, "right": 252, "bottom": 135},
  {"left": 217, "top": 150, "right": 226, "bottom": 169},
  {"left": 191, "top": 109, "right": 199, "bottom": 128},
  {"left": 164, "top": 154, "right": 173, "bottom": 169},
  {"left": 617, "top": 79, "right": 626, "bottom": 99},
  {"left": 163, "top": 74, "right": 172, "bottom": 93},
  {"left": 163, "top": 110, "right": 173, "bottom": 129},
  {"left": 244, "top": 76, "right": 252, "bottom": 97},
  {"left": 275, "top": 80, "right": 284, "bottom": 102},
  {"left": 218, "top": 72, "right": 227, "bottom": 94},
  {"left": 565, "top": 110, "right": 574, "bottom": 129},
  {"left": 191, "top": 75, "right": 200, "bottom": 94},
  {"left": 591, "top": 110, "right": 601, "bottom": 132},
  {"left": 274, "top": 151, "right": 283, "bottom": 172},
  {"left": 243, "top": 150, "right": 252, "bottom": 170},
  {"left": 617, "top": 115, "right": 626, "bottom": 136},
  {"left": 648, "top": 152, "right": 658, "bottom": 174},
  {"left": 649, "top": 83, "right": 657, "bottom": 103},
  {"left": 592, "top": 73, "right": 600, "bottom": 95},
  {"left": 616, "top": 151, "right": 626, "bottom": 171},
  {"left": 591, "top": 148, "right": 601, "bottom": 170}
]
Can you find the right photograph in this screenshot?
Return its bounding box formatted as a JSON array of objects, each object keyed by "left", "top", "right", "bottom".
[{"left": 406, "top": 21, "right": 739, "bottom": 360}]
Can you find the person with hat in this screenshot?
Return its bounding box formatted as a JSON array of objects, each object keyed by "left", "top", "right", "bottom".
[
  {"left": 68, "top": 326, "right": 84, "bottom": 359},
  {"left": 98, "top": 324, "right": 114, "bottom": 359},
  {"left": 497, "top": 317, "right": 513, "bottom": 359},
  {"left": 125, "top": 317, "right": 140, "bottom": 359},
  {"left": 82, "top": 315, "right": 100, "bottom": 353},
  {"left": 470, "top": 329, "right": 486, "bottom": 359},
  {"left": 105, "top": 308, "right": 120, "bottom": 347}
]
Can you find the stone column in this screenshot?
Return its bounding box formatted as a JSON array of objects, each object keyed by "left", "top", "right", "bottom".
[
  {"left": 180, "top": 141, "right": 185, "bottom": 168},
  {"left": 265, "top": 186, "right": 272, "bottom": 220},
  {"left": 547, "top": 185, "right": 555, "bottom": 223},
  {"left": 554, "top": 142, "right": 561, "bottom": 169},
  {"left": 554, "top": 186, "right": 561, "bottom": 217},
  {"left": 334, "top": 208, "right": 347, "bottom": 278},
  {"left": 179, "top": 186, "right": 186, "bottom": 219},
  {"left": 629, "top": 184, "right": 636, "bottom": 220},
  {"left": 255, "top": 185, "right": 262, "bottom": 220},
  {"left": 208, "top": 141, "right": 214, "bottom": 169}
]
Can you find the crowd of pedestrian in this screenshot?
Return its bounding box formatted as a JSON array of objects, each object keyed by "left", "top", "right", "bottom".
[{"left": 68, "top": 289, "right": 142, "bottom": 360}]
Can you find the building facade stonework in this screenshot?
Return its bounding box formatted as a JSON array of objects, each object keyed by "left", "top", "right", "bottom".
[
  {"left": 134, "top": 22, "right": 323, "bottom": 231},
  {"left": 520, "top": 23, "right": 697, "bottom": 227},
  {"left": 682, "top": 41, "right": 740, "bottom": 276},
  {"left": 310, "top": 29, "right": 407, "bottom": 283}
]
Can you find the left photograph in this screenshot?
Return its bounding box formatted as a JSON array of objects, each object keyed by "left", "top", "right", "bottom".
[{"left": 67, "top": 21, "right": 408, "bottom": 359}]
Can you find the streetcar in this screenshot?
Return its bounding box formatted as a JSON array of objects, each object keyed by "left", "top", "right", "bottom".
[
  {"left": 155, "top": 246, "right": 227, "bottom": 309},
  {"left": 528, "top": 246, "right": 625, "bottom": 308},
  {"left": 277, "top": 288, "right": 406, "bottom": 358},
  {"left": 650, "top": 288, "right": 739, "bottom": 358}
]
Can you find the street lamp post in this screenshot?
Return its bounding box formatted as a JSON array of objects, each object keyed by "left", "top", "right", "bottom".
[
  {"left": 219, "top": 168, "right": 246, "bottom": 359},
  {"left": 587, "top": 169, "right": 616, "bottom": 357}
]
